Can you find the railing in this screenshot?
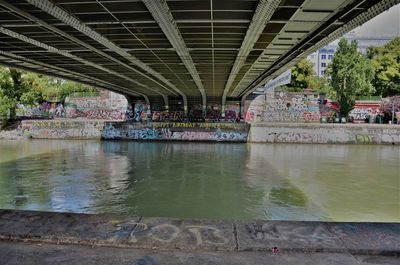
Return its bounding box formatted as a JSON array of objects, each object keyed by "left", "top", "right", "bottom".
[
  {"left": 356, "top": 96, "right": 382, "bottom": 101},
  {"left": 68, "top": 91, "right": 100, "bottom": 98}
]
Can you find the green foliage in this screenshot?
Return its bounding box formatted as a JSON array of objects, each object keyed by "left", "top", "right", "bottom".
[
  {"left": 0, "top": 91, "right": 13, "bottom": 124},
  {"left": 381, "top": 96, "right": 400, "bottom": 114},
  {"left": 286, "top": 59, "right": 317, "bottom": 90},
  {"left": 279, "top": 58, "right": 335, "bottom": 97},
  {"left": 330, "top": 38, "right": 375, "bottom": 117},
  {"left": 0, "top": 65, "right": 97, "bottom": 123},
  {"left": 369, "top": 37, "right": 400, "bottom": 97}
]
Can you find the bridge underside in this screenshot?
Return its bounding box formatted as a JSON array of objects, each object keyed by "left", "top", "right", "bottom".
[{"left": 0, "top": 0, "right": 397, "bottom": 110}]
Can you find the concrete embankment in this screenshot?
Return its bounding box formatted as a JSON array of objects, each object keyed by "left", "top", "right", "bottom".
[
  {"left": 249, "top": 122, "right": 400, "bottom": 144},
  {"left": 101, "top": 121, "right": 250, "bottom": 142},
  {"left": 17, "top": 119, "right": 400, "bottom": 144},
  {"left": 0, "top": 210, "right": 398, "bottom": 265},
  {"left": 0, "top": 129, "right": 24, "bottom": 140},
  {"left": 21, "top": 119, "right": 105, "bottom": 139}
]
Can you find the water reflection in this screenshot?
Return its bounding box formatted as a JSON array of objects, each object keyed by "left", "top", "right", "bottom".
[{"left": 0, "top": 140, "right": 398, "bottom": 222}]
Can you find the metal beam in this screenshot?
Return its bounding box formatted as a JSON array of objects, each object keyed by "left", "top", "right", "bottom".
[
  {"left": 221, "top": 0, "right": 280, "bottom": 110},
  {"left": 162, "top": 94, "right": 169, "bottom": 111},
  {"left": 143, "top": 0, "right": 206, "bottom": 107},
  {"left": 0, "top": 27, "right": 163, "bottom": 98},
  {"left": 26, "top": 0, "right": 187, "bottom": 105},
  {"left": 0, "top": 0, "right": 178, "bottom": 97},
  {"left": 0, "top": 49, "right": 140, "bottom": 97}
]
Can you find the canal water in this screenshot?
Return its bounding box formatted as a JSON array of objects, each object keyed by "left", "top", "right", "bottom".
[{"left": 0, "top": 140, "right": 399, "bottom": 222}]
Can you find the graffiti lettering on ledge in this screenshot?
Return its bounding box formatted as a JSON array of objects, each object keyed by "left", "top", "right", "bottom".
[
  {"left": 102, "top": 123, "right": 248, "bottom": 142},
  {"left": 127, "top": 222, "right": 230, "bottom": 246}
]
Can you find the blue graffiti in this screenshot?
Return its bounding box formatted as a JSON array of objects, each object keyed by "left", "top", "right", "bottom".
[
  {"left": 102, "top": 123, "right": 122, "bottom": 139},
  {"left": 214, "top": 129, "right": 247, "bottom": 141}
]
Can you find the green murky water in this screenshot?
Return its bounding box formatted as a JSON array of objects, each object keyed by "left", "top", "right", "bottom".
[{"left": 0, "top": 140, "right": 399, "bottom": 222}]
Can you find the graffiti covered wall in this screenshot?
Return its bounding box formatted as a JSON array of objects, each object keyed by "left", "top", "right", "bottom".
[
  {"left": 245, "top": 92, "right": 338, "bottom": 123},
  {"left": 349, "top": 102, "right": 381, "bottom": 122},
  {"left": 21, "top": 120, "right": 104, "bottom": 139},
  {"left": 102, "top": 122, "right": 250, "bottom": 142},
  {"left": 65, "top": 90, "right": 128, "bottom": 120},
  {"left": 249, "top": 123, "right": 400, "bottom": 144},
  {"left": 245, "top": 91, "right": 385, "bottom": 124},
  {"left": 264, "top": 92, "right": 322, "bottom": 122}
]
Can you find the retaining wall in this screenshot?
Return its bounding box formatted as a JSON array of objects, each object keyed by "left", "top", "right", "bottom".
[
  {"left": 19, "top": 120, "right": 400, "bottom": 144},
  {"left": 249, "top": 122, "right": 400, "bottom": 144},
  {"left": 21, "top": 120, "right": 104, "bottom": 139},
  {"left": 102, "top": 121, "right": 250, "bottom": 142}
]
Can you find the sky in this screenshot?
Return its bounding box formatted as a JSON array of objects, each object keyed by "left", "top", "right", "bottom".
[{"left": 348, "top": 4, "right": 400, "bottom": 38}]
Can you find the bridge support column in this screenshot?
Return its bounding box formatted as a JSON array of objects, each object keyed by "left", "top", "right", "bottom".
[
  {"left": 240, "top": 96, "right": 247, "bottom": 121},
  {"left": 162, "top": 95, "right": 169, "bottom": 112}
]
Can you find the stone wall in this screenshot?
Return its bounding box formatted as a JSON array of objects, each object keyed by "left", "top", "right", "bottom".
[
  {"left": 65, "top": 90, "right": 128, "bottom": 120},
  {"left": 245, "top": 92, "right": 385, "bottom": 124},
  {"left": 249, "top": 122, "right": 400, "bottom": 144},
  {"left": 245, "top": 92, "right": 338, "bottom": 123},
  {"left": 21, "top": 120, "right": 104, "bottom": 139},
  {"left": 19, "top": 120, "right": 400, "bottom": 144},
  {"left": 102, "top": 122, "right": 250, "bottom": 142}
]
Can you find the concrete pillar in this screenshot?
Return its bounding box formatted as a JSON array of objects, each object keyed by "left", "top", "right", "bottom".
[
  {"left": 183, "top": 96, "right": 188, "bottom": 116},
  {"left": 240, "top": 95, "right": 247, "bottom": 120},
  {"left": 162, "top": 95, "right": 169, "bottom": 112}
]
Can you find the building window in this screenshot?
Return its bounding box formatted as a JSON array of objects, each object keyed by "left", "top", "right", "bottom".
[
  {"left": 321, "top": 63, "right": 326, "bottom": 67},
  {"left": 321, "top": 70, "right": 325, "bottom": 75},
  {"left": 321, "top": 55, "right": 326, "bottom": 59},
  {"left": 328, "top": 55, "right": 333, "bottom": 60}
]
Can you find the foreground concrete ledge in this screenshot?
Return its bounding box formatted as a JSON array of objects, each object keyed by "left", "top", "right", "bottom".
[
  {"left": 2, "top": 241, "right": 400, "bottom": 265},
  {"left": 0, "top": 210, "right": 399, "bottom": 256}
]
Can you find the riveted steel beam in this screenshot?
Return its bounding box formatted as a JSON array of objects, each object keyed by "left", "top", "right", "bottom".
[
  {"left": 26, "top": 0, "right": 187, "bottom": 106},
  {"left": 0, "top": 26, "right": 163, "bottom": 100},
  {"left": 0, "top": 0, "right": 178, "bottom": 97},
  {"left": 221, "top": 0, "right": 280, "bottom": 110},
  {"left": 143, "top": 0, "right": 206, "bottom": 107}
]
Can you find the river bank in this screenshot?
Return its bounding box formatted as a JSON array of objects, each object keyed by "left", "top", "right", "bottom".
[
  {"left": 0, "top": 209, "right": 398, "bottom": 265},
  {"left": 2, "top": 119, "right": 398, "bottom": 144},
  {"left": 0, "top": 129, "right": 25, "bottom": 140}
]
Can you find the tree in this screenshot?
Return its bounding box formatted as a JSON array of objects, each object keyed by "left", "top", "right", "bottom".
[
  {"left": 329, "top": 38, "right": 375, "bottom": 117},
  {"left": 0, "top": 91, "right": 13, "bottom": 125},
  {"left": 369, "top": 37, "right": 400, "bottom": 97},
  {"left": 381, "top": 96, "right": 400, "bottom": 122},
  {"left": 285, "top": 59, "right": 317, "bottom": 91},
  {"left": 0, "top": 65, "right": 98, "bottom": 123}
]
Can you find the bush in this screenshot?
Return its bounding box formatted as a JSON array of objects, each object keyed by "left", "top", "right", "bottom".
[{"left": 0, "top": 93, "right": 14, "bottom": 125}]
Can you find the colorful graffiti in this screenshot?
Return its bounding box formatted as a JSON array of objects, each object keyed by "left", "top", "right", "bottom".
[
  {"left": 244, "top": 91, "right": 388, "bottom": 124},
  {"left": 245, "top": 92, "right": 340, "bottom": 123},
  {"left": 244, "top": 94, "right": 265, "bottom": 122},
  {"left": 102, "top": 122, "right": 249, "bottom": 142},
  {"left": 263, "top": 92, "right": 321, "bottom": 122},
  {"left": 133, "top": 101, "right": 151, "bottom": 122},
  {"left": 349, "top": 103, "right": 381, "bottom": 122},
  {"left": 83, "top": 109, "right": 125, "bottom": 120},
  {"left": 152, "top": 111, "right": 185, "bottom": 122},
  {"left": 64, "top": 89, "right": 129, "bottom": 120}
]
